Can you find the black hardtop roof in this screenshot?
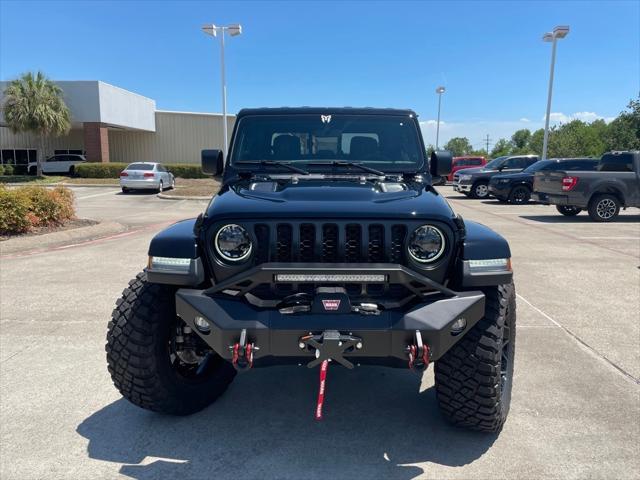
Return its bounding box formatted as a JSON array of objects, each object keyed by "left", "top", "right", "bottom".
[{"left": 236, "top": 107, "right": 417, "bottom": 117}]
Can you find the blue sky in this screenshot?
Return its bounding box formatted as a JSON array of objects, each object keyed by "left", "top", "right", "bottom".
[{"left": 1, "top": 0, "right": 638, "bottom": 148}]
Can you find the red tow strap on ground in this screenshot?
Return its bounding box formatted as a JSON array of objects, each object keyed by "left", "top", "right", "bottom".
[{"left": 315, "top": 360, "right": 329, "bottom": 420}]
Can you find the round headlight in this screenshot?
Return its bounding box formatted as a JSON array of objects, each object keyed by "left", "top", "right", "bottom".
[
  {"left": 215, "top": 224, "right": 252, "bottom": 262},
  {"left": 408, "top": 225, "right": 446, "bottom": 263}
]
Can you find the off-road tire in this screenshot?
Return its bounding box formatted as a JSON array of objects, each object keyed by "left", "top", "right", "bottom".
[
  {"left": 435, "top": 283, "right": 516, "bottom": 433},
  {"left": 106, "top": 272, "right": 236, "bottom": 415},
  {"left": 470, "top": 181, "right": 489, "bottom": 199},
  {"left": 588, "top": 194, "right": 620, "bottom": 222},
  {"left": 556, "top": 205, "right": 581, "bottom": 216}
]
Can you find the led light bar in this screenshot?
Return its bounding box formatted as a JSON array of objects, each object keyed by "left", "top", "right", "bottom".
[
  {"left": 275, "top": 274, "right": 387, "bottom": 283},
  {"left": 149, "top": 256, "right": 192, "bottom": 272},
  {"left": 468, "top": 258, "right": 511, "bottom": 272}
]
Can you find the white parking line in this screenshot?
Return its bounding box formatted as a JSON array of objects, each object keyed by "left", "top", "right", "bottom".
[
  {"left": 516, "top": 293, "right": 638, "bottom": 385},
  {"left": 579, "top": 236, "right": 639, "bottom": 240},
  {"left": 76, "top": 190, "right": 118, "bottom": 200}
]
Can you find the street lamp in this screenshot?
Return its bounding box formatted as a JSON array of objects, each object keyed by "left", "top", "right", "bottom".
[
  {"left": 541, "top": 25, "right": 569, "bottom": 160},
  {"left": 435, "top": 86, "right": 445, "bottom": 149},
  {"left": 202, "top": 23, "right": 242, "bottom": 156}
]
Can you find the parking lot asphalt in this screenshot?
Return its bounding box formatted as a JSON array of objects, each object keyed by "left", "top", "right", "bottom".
[{"left": 1, "top": 185, "right": 639, "bottom": 480}]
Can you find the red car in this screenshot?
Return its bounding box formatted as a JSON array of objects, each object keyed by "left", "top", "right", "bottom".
[{"left": 447, "top": 156, "right": 487, "bottom": 182}]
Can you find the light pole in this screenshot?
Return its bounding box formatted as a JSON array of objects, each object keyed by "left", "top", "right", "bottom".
[
  {"left": 541, "top": 25, "right": 569, "bottom": 160},
  {"left": 435, "top": 86, "right": 445, "bottom": 149},
  {"left": 202, "top": 23, "right": 242, "bottom": 157}
]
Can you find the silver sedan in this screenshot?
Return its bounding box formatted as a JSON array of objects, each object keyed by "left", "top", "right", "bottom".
[{"left": 120, "top": 162, "right": 175, "bottom": 193}]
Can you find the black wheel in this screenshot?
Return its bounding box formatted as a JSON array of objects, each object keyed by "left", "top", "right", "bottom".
[
  {"left": 508, "top": 185, "right": 531, "bottom": 204},
  {"left": 470, "top": 181, "right": 490, "bottom": 199},
  {"left": 588, "top": 194, "right": 620, "bottom": 222},
  {"left": 106, "top": 272, "right": 236, "bottom": 415},
  {"left": 556, "top": 205, "right": 581, "bottom": 216},
  {"left": 121, "top": 187, "right": 130, "bottom": 194},
  {"left": 69, "top": 166, "right": 75, "bottom": 177},
  {"left": 435, "top": 283, "right": 516, "bottom": 433}
]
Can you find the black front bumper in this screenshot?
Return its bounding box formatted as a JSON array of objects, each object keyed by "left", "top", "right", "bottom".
[{"left": 175, "top": 288, "right": 485, "bottom": 368}]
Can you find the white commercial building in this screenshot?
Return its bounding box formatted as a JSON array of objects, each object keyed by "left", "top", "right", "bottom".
[{"left": 0, "top": 80, "right": 234, "bottom": 169}]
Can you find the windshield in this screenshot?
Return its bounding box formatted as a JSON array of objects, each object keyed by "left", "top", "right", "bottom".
[
  {"left": 230, "top": 114, "right": 424, "bottom": 172},
  {"left": 484, "top": 156, "right": 508, "bottom": 170},
  {"left": 523, "top": 160, "right": 553, "bottom": 173}
]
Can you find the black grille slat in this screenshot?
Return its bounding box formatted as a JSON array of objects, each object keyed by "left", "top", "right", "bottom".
[
  {"left": 368, "top": 225, "right": 384, "bottom": 262},
  {"left": 345, "top": 224, "right": 361, "bottom": 262},
  {"left": 299, "top": 224, "right": 315, "bottom": 262},
  {"left": 254, "top": 224, "right": 270, "bottom": 264},
  {"left": 276, "top": 224, "right": 292, "bottom": 261},
  {"left": 322, "top": 224, "right": 339, "bottom": 262},
  {"left": 389, "top": 225, "right": 407, "bottom": 263}
]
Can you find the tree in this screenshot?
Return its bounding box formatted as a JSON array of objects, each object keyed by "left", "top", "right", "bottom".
[
  {"left": 3, "top": 71, "right": 71, "bottom": 176},
  {"left": 490, "top": 138, "right": 512, "bottom": 158},
  {"left": 603, "top": 96, "right": 640, "bottom": 151},
  {"left": 511, "top": 129, "right": 531, "bottom": 153},
  {"left": 528, "top": 129, "right": 545, "bottom": 156},
  {"left": 443, "top": 137, "right": 473, "bottom": 157}
]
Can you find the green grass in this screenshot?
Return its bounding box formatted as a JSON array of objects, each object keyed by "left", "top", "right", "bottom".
[{"left": 0, "top": 175, "right": 65, "bottom": 185}]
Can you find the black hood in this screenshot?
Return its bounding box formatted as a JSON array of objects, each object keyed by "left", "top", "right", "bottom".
[
  {"left": 457, "top": 167, "right": 498, "bottom": 175},
  {"left": 205, "top": 178, "right": 455, "bottom": 222}
]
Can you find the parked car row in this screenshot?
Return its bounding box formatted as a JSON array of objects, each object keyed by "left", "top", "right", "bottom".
[{"left": 451, "top": 151, "right": 640, "bottom": 221}]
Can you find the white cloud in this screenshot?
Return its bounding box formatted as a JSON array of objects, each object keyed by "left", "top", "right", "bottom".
[
  {"left": 542, "top": 111, "right": 615, "bottom": 124},
  {"left": 421, "top": 110, "right": 616, "bottom": 149}
]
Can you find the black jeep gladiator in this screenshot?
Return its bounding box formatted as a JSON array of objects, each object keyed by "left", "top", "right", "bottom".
[
  {"left": 533, "top": 151, "right": 640, "bottom": 221},
  {"left": 106, "top": 108, "right": 516, "bottom": 432}
]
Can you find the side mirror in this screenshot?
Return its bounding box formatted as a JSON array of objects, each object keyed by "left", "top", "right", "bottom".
[
  {"left": 498, "top": 165, "right": 505, "bottom": 171},
  {"left": 201, "top": 149, "right": 223, "bottom": 176},
  {"left": 430, "top": 150, "right": 453, "bottom": 177}
]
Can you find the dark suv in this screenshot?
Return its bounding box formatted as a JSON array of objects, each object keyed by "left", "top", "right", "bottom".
[
  {"left": 489, "top": 158, "right": 598, "bottom": 204},
  {"left": 106, "top": 108, "right": 516, "bottom": 432},
  {"left": 453, "top": 155, "right": 538, "bottom": 199}
]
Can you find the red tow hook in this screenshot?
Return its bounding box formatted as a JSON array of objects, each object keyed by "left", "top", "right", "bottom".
[
  {"left": 315, "top": 360, "right": 329, "bottom": 420},
  {"left": 407, "top": 330, "right": 430, "bottom": 371},
  {"left": 231, "top": 329, "right": 256, "bottom": 371}
]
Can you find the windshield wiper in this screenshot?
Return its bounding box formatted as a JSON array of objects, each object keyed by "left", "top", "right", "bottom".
[
  {"left": 236, "top": 160, "right": 310, "bottom": 175},
  {"left": 308, "top": 160, "right": 385, "bottom": 176}
]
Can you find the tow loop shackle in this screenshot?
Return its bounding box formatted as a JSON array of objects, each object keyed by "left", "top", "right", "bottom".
[
  {"left": 230, "top": 329, "right": 258, "bottom": 371},
  {"left": 407, "top": 330, "right": 430, "bottom": 371}
]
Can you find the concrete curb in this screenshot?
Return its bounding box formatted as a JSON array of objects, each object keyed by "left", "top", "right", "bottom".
[
  {"left": 0, "top": 220, "right": 127, "bottom": 255},
  {"left": 157, "top": 193, "right": 210, "bottom": 201}
]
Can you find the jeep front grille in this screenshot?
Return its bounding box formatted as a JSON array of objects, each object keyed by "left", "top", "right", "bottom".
[{"left": 254, "top": 222, "right": 408, "bottom": 264}]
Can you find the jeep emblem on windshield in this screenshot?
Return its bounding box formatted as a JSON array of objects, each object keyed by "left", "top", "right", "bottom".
[
  {"left": 322, "top": 299, "right": 341, "bottom": 311},
  {"left": 321, "top": 115, "right": 332, "bottom": 123}
]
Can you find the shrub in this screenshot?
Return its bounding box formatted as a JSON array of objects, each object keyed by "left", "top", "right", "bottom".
[
  {"left": 75, "top": 162, "right": 206, "bottom": 179},
  {"left": 165, "top": 164, "right": 208, "bottom": 179},
  {"left": 0, "top": 186, "right": 31, "bottom": 234},
  {"left": 3, "top": 164, "right": 14, "bottom": 175},
  {"left": 0, "top": 185, "right": 75, "bottom": 235},
  {"left": 0, "top": 165, "right": 4, "bottom": 175},
  {"left": 75, "top": 163, "right": 128, "bottom": 178}
]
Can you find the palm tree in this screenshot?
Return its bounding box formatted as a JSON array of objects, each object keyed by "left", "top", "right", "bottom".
[{"left": 2, "top": 71, "right": 71, "bottom": 176}]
